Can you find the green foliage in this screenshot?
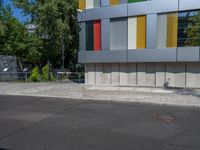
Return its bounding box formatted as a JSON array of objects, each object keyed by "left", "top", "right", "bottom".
[
  {"left": 0, "top": 4, "right": 42, "bottom": 67},
  {"left": 42, "top": 65, "right": 55, "bottom": 81},
  {"left": 28, "top": 67, "right": 41, "bottom": 82},
  {"left": 12, "top": 0, "right": 79, "bottom": 68}
]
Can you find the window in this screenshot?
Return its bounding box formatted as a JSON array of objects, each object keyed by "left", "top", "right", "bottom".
[
  {"left": 157, "top": 13, "right": 178, "bottom": 48},
  {"left": 157, "top": 11, "right": 200, "bottom": 48},
  {"left": 178, "top": 10, "right": 200, "bottom": 47},
  {"left": 86, "top": 20, "right": 101, "bottom": 51},
  {"left": 110, "top": 18, "right": 127, "bottom": 50},
  {"left": 128, "top": 16, "right": 146, "bottom": 49}
]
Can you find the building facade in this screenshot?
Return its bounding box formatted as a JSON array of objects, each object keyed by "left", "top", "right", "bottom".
[{"left": 78, "top": 0, "right": 200, "bottom": 88}]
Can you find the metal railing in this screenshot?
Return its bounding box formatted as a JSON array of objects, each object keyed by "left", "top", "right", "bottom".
[
  {"left": 0, "top": 72, "right": 31, "bottom": 82},
  {"left": 0, "top": 71, "right": 85, "bottom": 83},
  {"left": 56, "top": 72, "right": 84, "bottom": 83}
]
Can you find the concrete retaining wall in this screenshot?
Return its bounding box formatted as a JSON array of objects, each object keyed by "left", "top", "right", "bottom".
[{"left": 85, "top": 62, "right": 200, "bottom": 88}]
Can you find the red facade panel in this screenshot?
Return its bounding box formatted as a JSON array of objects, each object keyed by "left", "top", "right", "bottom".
[{"left": 93, "top": 20, "right": 101, "bottom": 51}]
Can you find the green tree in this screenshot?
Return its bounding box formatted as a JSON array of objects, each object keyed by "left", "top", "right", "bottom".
[
  {"left": 0, "top": 4, "right": 42, "bottom": 69},
  {"left": 12, "top": 0, "right": 79, "bottom": 69}
]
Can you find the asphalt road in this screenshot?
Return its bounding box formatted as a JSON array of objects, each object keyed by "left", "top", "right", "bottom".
[{"left": 0, "top": 95, "right": 200, "bottom": 150}]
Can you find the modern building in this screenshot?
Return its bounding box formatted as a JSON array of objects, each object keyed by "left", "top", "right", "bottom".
[{"left": 78, "top": 0, "right": 200, "bottom": 88}]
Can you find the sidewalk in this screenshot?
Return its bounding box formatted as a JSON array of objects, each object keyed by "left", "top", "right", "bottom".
[{"left": 0, "top": 82, "right": 199, "bottom": 107}]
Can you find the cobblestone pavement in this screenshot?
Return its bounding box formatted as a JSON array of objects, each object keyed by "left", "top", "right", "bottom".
[{"left": 0, "top": 82, "right": 199, "bottom": 107}]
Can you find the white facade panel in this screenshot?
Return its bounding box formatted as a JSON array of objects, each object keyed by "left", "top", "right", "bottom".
[
  {"left": 128, "top": 17, "right": 137, "bottom": 49},
  {"left": 157, "top": 14, "right": 167, "bottom": 48},
  {"left": 86, "top": 0, "right": 94, "bottom": 9}
]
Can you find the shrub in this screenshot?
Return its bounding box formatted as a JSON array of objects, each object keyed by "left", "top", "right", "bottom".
[
  {"left": 28, "top": 67, "right": 41, "bottom": 82},
  {"left": 42, "top": 65, "right": 55, "bottom": 81}
]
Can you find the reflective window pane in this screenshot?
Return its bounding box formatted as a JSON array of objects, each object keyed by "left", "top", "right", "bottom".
[{"left": 178, "top": 10, "right": 200, "bottom": 47}]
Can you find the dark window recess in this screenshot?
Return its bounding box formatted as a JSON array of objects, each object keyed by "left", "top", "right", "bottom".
[{"left": 86, "top": 21, "right": 94, "bottom": 51}]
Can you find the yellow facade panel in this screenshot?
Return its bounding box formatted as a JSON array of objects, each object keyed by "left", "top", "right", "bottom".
[
  {"left": 137, "top": 16, "right": 146, "bottom": 49},
  {"left": 110, "top": 0, "right": 120, "bottom": 5},
  {"left": 167, "top": 13, "right": 178, "bottom": 47},
  {"left": 79, "top": 0, "right": 85, "bottom": 10}
]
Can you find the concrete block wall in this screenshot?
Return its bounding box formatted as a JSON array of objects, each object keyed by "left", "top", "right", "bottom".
[{"left": 85, "top": 62, "right": 200, "bottom": 88}]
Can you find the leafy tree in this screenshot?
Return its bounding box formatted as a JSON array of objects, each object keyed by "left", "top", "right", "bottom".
[
  {"left": 0, "top": 4, "right": 42, "bottom": 69},
  {"left": 12, "top": 0, "right": 79, "bottom": 69}
]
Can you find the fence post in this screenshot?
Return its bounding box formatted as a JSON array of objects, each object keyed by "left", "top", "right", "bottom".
[
  {"left": 25, "top": 72, "right": 28, "bottom": 82},
  {"left": 78, "top": 73, "right": 81, "bottom": 83}
]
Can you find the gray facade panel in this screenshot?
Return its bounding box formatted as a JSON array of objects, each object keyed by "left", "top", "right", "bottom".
[
  {"left": 79, "top": 22, "right": 86, "bottom": 51},
  {"left": 101, "top": 0, "right": 109, "bottom": 7},
  {"left": 110, "top": 18, "right": 127, "bottom": 50},
  {"left": 78, "top": 51, "right": 86, "bottom": 63},
  {"left": 101, "top": 19, "right": 110, "bottom": 50},
  {"left": 78, "top": 0, "right": 178, "bottom": 22},
  {"left": 179, "top": 0, "right": 200, "bottom": 11},
  {"left": 146, "top": 14, "right": 157, "bottom": 49},
  {"left": 121, "top": 0, "right": 127, "bottom": 4},
  {"left": 94, "top": 0, "right": 101, "bottom": 8},
  {"left": 128, "top": 1, "right": 148, "bottom": 16},
  {"left": 127, "top": 48, "right": 177, "bottom": 62},
  {"left": 128, "top": 0, "right": 178, "bottom": 16},
  {"left": 84, "top": 4, "right": 127, "bottom": 21},
  {"left": 78, "top": 12, "right": 86, "bottom": 22},
  {"left": 177, "top": 47, "right": 200, "bottom": 62},
  {"left": 85, "top": 50, "right": 126, "bottom": 63}
]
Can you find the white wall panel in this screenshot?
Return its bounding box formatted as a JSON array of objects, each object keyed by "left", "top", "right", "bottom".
[
  {"left": 86, "top": 0, "right": 94, "bottom": 9},
  {"left": 157, "top": 14, "right": 167, "bottom": 48},
  {"left": 128, "top": 17, "right": 137, "bottom": 49}
]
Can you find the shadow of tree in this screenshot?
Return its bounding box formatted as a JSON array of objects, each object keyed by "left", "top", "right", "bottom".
[{"left": 164, "top": 81, "right": 200, "bottom": 98}]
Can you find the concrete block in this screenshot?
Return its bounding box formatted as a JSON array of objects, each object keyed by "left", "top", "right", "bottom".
[
  {"left": 111, "top": 63, "right": 120, "bottom": 85},
  {"left": 155, "top": 63, "right": 166, "bottom": 87},
  {"left": 120, "top": 63, "right": 128, "bottom": 85},
  {"left": 186, "top": 62, "right": 200, "bottom": 88},
  {"left": 103, "top": 63, "right": 111, "bottom": 85},
  {"left": 87, "top": 63, "right": 95, "bottom": 85},
  {"left": 166, "top": 63, "right": 176, "bottom": 87},
  {"left": 95, "top": 64, "right": 104, "bottom": 85},
  {"left": 137, "top": 63, "right": 146, "bottom": 86},
  {"left": 175, "top": 63, "right": 186, "bottom": 88},
  {"left": 146, "top": 63, "right": 156, "bottom": 86},
  {"left": 128, "top": 63, "right": 137, "bottom": 86}
]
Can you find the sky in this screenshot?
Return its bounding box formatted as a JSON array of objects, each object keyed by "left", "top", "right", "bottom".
[{"left": 4, "top": 0, "right": 30, "bottom": 22}]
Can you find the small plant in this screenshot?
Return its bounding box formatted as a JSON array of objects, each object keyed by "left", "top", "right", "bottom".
[
  {"left": 42, "top": 65, "right": 55, "bottom": 81},
  {"left": 42, "top": 65, "right": 49, "bottom": 81},
  {"left": 28, "top": 67, "right": 41, "bottom": 82}
]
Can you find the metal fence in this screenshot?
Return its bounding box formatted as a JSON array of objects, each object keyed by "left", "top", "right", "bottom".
[
  {"left": 56, "top": 72, "right": 85, "bottom": 83},
  {"left": 0, "top": 72, "right": 31, "bottom": 82},
  {"left": 0, "top": 71, "right": 85, "bottom": 83}
]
